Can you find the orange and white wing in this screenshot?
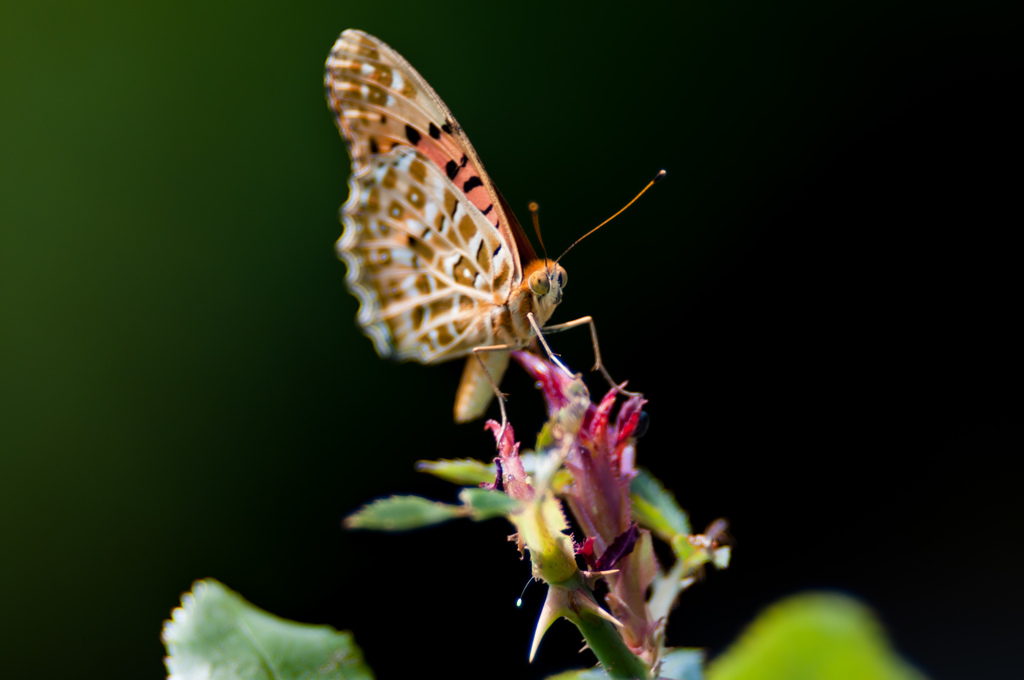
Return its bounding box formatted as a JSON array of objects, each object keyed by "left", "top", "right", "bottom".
[
  {"left": 325, "top": 29, "right": 536, "bottom": 284},
  {"left": 337, "top": 146, "right": 514, "bottom": 363}
]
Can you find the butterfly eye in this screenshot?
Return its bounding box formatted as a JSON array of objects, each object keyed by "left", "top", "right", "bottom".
[
  {"left": 555, "top": 265, "right": 567, "bottom": 289},
  {"left": 528, "top": 270, "right": 550, "bottom": 296}
]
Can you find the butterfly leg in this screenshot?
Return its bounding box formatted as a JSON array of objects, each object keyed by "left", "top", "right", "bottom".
[
  {"left": 534, "top": 315, "right": 641, "bottom": 397},
  {"left": 469, "top": 345, "right": 513, "bottom": 442},
  {"left": 525, "top": 312, "right": 575, "bottom": 378}
]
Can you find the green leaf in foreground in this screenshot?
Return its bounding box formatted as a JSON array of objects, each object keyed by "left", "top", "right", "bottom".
[
  {"left": 706, "top": 593, "right": 928, "bottom": 680},
  {"left": 163, "top": 579, "right": 373, "bottom": 680},
  {"left": 344, "top": 495, "right": 464, "bottom": 531},
  {"left": 630, "top": 467, "right": 691, "bottom": 542}
]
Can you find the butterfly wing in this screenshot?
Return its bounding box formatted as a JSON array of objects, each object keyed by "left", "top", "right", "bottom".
[
  {"left": 337, "top": 145, "right": 516, "bottom": 363},
  {"left": 325, "top": 29, "right": 535, "bottom": 282},
  {"left": 326, "top": 29, "right": 542, "bottom": 420}
]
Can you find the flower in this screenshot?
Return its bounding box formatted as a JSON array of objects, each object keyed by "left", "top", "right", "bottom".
[{"left": 511, "top": 351, "right": 658, "bottom": 659}]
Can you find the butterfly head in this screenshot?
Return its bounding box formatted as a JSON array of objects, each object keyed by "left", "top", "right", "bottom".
[{"left": 524, "top": 258, "right": 568, "bottom": 322}]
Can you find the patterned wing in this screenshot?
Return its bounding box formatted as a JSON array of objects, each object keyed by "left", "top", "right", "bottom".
[
  {"left": 324, "top": 29, "right": 534, "bottom": 284},
  {"left": 338, "top": 145, "right": 515, "bottom": 363}
]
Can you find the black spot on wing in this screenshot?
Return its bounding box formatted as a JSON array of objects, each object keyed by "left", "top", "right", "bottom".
[
  {"left": 428, "top": 122, "right": 441, "bottom": 140},
  {"left": 493, "top": 244, "right": 502, "bottom": 257},
  {"left": 446, "top": 160, "right": 458, "bottom": 180},
  {"left": 481, "top": 204, "right": 493, "bottom": 216},
  {"left": 441, "top": 122, "right": 454, "bottom": 135},
  {"left": 405, "top": 125, "right": 422, "bottom": 145},
  {"left": 463, "top": 176, "right": 484, "bottom": 193},
  {"left": 369, "top": 138, "right": 379, "bottom": 154}
]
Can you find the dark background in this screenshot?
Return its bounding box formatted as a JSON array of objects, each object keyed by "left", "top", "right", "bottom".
[{"left": 1, "top": 1, "right": 1019, "bottom": 678}]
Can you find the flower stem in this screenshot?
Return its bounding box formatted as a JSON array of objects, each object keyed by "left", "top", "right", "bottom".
[
  {"left": 553, "top": 574, "right": 649, "bottom": 679},
  {"left": 569, "top": 608, "right": 650, "bottom": 680}
]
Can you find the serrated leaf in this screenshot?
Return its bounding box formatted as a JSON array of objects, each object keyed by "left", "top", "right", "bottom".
[
  {"left": 163, "top": 579, "right": 373, "bottom": 680},
  {"left": 344, "top": 495, "right": 464, "bottom": 531},
  {"left": 630, "top": 468, "right": 690, "bottom": 542},
  {"left": 415, "top": 458, "right": 495, "bottom": 485},
  {"left": 459, "top": 487, "right": 521, "bottom": 519},
  {"left": 658, "top": 648, "right": 703, "bottom": 680},
  {"left": 706, "top": 593, "right": 928, "bottom": 680}
]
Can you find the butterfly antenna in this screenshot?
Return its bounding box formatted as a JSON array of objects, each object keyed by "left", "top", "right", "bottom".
[
  {"left": 555, "top": 169, "right": 666, "bottom": 264},
  {"left": 528, "top": 201, "right": 550, "bottom": 263}
]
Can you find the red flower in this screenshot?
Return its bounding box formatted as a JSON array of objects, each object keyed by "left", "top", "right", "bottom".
[
  {"left": 511, "top": 351, "right": 657, "bottom": 655},
  {"left": 512, "top": 351, "right": 646, "bottom": 554}
]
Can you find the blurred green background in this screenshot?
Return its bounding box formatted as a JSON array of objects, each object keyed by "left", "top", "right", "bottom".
[{"left": 1, "top": 1, "right": 1019, "bottom": 678}]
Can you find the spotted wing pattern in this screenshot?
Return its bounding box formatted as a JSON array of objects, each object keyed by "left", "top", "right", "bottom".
[
  {"left": 324, "top": 29, "right": 532, "bottom": 284},
  {"left": 337, "top": 146, "right": 515, "bottom": 362}
]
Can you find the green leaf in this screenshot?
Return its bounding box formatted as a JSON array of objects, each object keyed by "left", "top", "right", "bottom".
[
  {"left": 459, "top": 487, "right": 521, "bottom": 519},
  {"left": 415, "top": 458, "right": 494, "bottom": 485},
  {"left": 344, "top": 495, "right": 464, "bottom": 531},
  {"left": 630, "top": 468, "right": 691, "bottom": 542},
  {"left": 163, "top": 579, "right": 373, "bottom": 680},
  {"left": 706, "top": 593, "right": 928, "bottom": 680},
  {"left": 659, "top": 648, "right": 704, "bottom": 680}
]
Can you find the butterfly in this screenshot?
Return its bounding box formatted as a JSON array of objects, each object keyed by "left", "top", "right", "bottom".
[{"left": 324, "top": 29, "right": 639, "bottom": 426}]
